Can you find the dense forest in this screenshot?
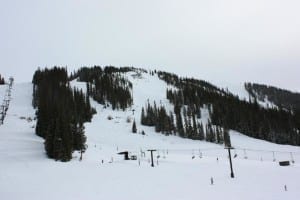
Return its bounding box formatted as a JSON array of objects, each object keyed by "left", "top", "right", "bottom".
[
  {"left": 71, "top": 66, "right": 134, "bottom": 110},
  {"left": 32, "top": 67, "right": 95, "bottom": 161},
  {"left": 156, "top": 71, "right": 300, "bottom": 146},
  {"left": 32, "top": 66, "right": 137, "bottom": 161},
  {"left": 245, "top": 83, "right": 300, "bottom": 112},
  {"left": 140, "top": 101, "right": 231, "bottom": 146}
]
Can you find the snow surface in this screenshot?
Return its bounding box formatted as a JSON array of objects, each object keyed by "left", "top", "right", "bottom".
[
  {"left": 1, "top": 74, "right": 300, "bottom": 200},
  {"left": 219, "top": 81, "right": 278, "bottom": 109}
]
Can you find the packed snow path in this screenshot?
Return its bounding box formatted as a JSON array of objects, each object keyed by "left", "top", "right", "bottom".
[{"left": 1, "top": 77, "right": 300, "bottom": 200}]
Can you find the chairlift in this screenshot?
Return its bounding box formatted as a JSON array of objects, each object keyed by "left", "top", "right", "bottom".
[
  {"left": 163, "top": 150, "right": 166, "bottom": 159},
  {"left": 199, "top": 149, "right": 203, "bottom": 158},
  {"left": 233, "top": 149, "right": 238, "bottom": 158},
  {"left": 272, "top": 151, "right": 276, "bottom": 162},
  {"left": 243, "top": 149, "right": 248, "bottom": 159},
  {"left": 290, "top": 152, "right": 295, "bottom": 163},
  {"left": 157, "top": 150, "right": 161, "bottom": 159}
]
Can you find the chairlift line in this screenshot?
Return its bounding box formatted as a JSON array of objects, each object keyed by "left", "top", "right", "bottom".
[
  {"left": 153, "top": 147, "right": 300, "bottom": 154},
  {"left": 235, "top": 147, "right": 300, "bottom": 154},
  {"left": 156, "top": 147, "right": 224, "bottom": 152}
]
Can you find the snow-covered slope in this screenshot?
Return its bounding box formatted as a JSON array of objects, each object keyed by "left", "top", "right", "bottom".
[
  {"left": 219, "top": 81, "right": 278, "bottom": 109},
  {"left": 0, "top": 83, "right": 43, "bottom": 161},
  {"left": 1, "top": 75, "right": 300, "bottom": 200}
]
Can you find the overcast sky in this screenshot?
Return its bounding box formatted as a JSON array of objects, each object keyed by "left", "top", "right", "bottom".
[{"left": 0, "top": 0, "right": 299, "bottom": 91}]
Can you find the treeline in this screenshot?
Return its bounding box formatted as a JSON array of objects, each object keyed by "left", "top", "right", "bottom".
[
  {"left": 32, "top": 67, "right": 95, "bottom": 161},
  {"left": 0, "top": 74, "right": 4, "bottom": 84},
  {"left": 72, "top": 66, "right": 134, "bottom": 110},
  {"left": 141, "top": 102, "right": 175, "bottom": 136},
  {"left": 158, "top": 71, "right": 226, "bottom": 94},
  {"left": 158, "top": 71, "right": 300, "bottom": 146},
  {"left": 245, "top": 83, "right": 300, "bottom": 112},
  {"left": 140, "top": 101, "right": 230, "bottom": 145}
]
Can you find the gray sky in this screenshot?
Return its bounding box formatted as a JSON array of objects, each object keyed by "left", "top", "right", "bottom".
[{"left": 0, "top": 0, "right": 299, "bottom": 91}]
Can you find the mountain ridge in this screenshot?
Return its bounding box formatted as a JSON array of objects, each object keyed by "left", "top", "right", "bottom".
[
  {"left": 30, "top": 66, "right": 300, "bottom": 162},
  {"left": 1, "top": 68, "right": 300, "bottom": 200}
]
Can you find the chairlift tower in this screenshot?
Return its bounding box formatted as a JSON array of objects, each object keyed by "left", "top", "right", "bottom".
[
  {"left": 147, "top": 149, "right": 157, "bottom": 167},
  {"left": 225, "top": 146, "right": 235, "bottom": 178}
]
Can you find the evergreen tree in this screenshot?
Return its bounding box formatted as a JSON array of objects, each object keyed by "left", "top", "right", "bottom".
[
  {"left": 0, "top": 74, "right": 5, "bottom": 84},
  {"left": 132, "top": 120, "right": 137, "bottom": 133},
  {"left": 141, "top": 107, "right": 146, "bottom": 125},
  {"left": 197, "top": 122, "right": 205, "bottom": 140},
  {"left": 32, "top": 67, "right": 95, "bottom": 161},
  {"left": 224, "top": 129, "right": 231, "bottom": 148}
]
